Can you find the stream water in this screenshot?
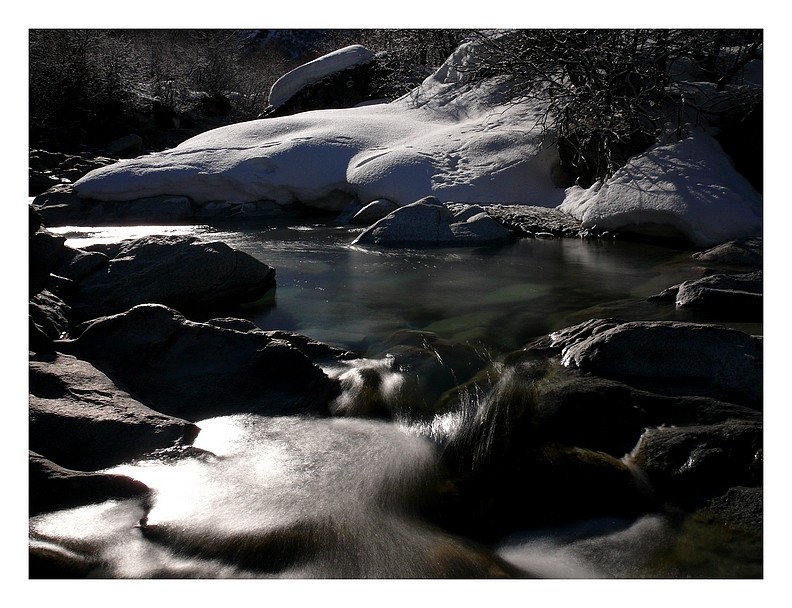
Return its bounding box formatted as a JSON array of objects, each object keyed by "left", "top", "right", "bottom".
[{"left": 35, "top": 217, "right": 762, "bottom": 579}]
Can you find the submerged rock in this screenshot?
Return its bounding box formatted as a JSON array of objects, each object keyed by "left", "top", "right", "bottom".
[
  {"left": 67, "top": 234, "right": 276, "bottom": 323},
  {"left": 29, "top": 352, "right": 198, "bottom": 471},
  {"left": 60, "top": 304, "right": 339, "bottom": 420}
]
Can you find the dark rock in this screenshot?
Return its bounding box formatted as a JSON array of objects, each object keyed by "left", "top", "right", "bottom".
[
  {"left": 53, "top": 245, "right": 110, "bottom": 284},
  {"left": 59, "top": 304, "right": 338, "bottom": 420},
  {"left": 558, "top": 320, "right": 762, "bottom": 407},
  {"left": 30, "top": 184, "right": 85, "bottom": 226},
  {"left": 29, "top": 451, "right": 151, "bottom": 516},
  {"left": 29, "top": 289, "right": 70, "bottom": 347},
  {"left": 698, "top": 486, "right": 763, "bottom": 536},
  {"left": 648, "top": 271, "right": 762, "bottom": 321},
  {"left": 105, "top": 134, "right": 144, "bottom": 157},
  {"left": 67, "top": 235, "right": 276, "bottom": 323},
  {"left": 29, "top": 228, "right": 66, "bottom": 297},
  {"left": 629, "top": 420, "right": 762, "bottom": 506},
  {"left": 29, "top": 351, "right": 198, "bottom": 471},
  {"left": 692, "top": 237, "right": 762, "bottom": 269}
]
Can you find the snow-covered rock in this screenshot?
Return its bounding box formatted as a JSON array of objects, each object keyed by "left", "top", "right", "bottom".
[
  {"left": 69, "top": 37, "right": 763, "bottom": 247},
  {"left": 352, "top": 197, "right": 514, "bottom": 246},
  {"left": 268, "top": 45, "right": 375, "bottom": 110},
  {"left": 558, "top": 132, "right": 762, "bottom": 247},
  {"left": 72, "top": 39, "right": 563, "bottom": 211}
]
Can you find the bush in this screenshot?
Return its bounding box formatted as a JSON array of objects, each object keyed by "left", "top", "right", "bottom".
[{"left": 459, "top": 29, "right": 762, "bottom": 187}]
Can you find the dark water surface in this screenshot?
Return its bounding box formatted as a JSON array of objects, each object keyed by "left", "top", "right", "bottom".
[{"left": 53, "top": 217, "right": 759, "bottom": 356}]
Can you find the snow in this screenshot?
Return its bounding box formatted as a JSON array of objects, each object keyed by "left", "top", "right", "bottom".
[
  {"left": 267, "top": 44, "right": 375, "bottom": 110},
  {"left": 72, "top": 37, "right": 763, "bottom": 247},
  {"left": 558, "top": 132, "right": 763, "bottom": 247}
]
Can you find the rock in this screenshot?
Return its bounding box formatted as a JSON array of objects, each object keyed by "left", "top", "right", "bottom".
[
  {"left": 59, "top": 304, "right": 339, "bottom": 420},
  {"left": 350, "top": 199, "right": 400, "bottom": 225},
  {"left": 31, "top": 184, "right": 85, "bottom": 226},
  {"left": 692, "top": 237, "right": 763, "bottom": 269},
  {"left": 557, "top": 320, "right": 762, "bottom": 407},
  {"left": 29, "top": 289, "right": 70, "bottom": 347},
  {"left": 53, "top": 246, "right": 109, "bottom": 284},
  {"left": 105, "top": 134, "right": 144, "bottom": 158},
  {"left": 478, "top": 204, "right": 582, "bottom": 238},
  {"left": 29, "top": 227, "right": 66, "bottom": 297},
  {"left": 29, "top": 352, "right": 199, "bottom": 471},
  {"left": 649, "top": 271, "right": 762, "bottom": 320},
  {"left": 628, "top": 420, "right": 762, "bottom": 505},
  {"left": 353, "top": 197, "right": 514, "bottom": 246},
  {"left": 29, "top": 150, "right": 116, "bottom": 197},
  {"left": 67, "top": 235, "right": 276, "bottom": 323},
  {"left": 698, "top": 486, "right": 763, "bottom": 536},
  {"left": 83, "top": 195, "right": 195, "bottom": 224},
  {"left": 29, "top": 451, "right": 151, "bottom": 516}
]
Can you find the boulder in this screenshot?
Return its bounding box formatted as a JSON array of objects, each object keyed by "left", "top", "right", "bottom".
[
  {"left": 29, "top": 289, "right": 70, "bottom": 348},
  {"left": 29, "top": 227, "right": 66, "bottom": 297},
  {"left": 29, "top": 451, "right": 151, "bottom": 516},
  {"left": 628, "top": 420, "right": 762, "bottom": 505},
  {"left": 558, "top": 320, "right": 762, "bottom": 407},
  {"left": 59, "top": 304, "right": 339, "bottom": 420},
  {"left": 31, "top": 184, "right": 85, "bottom": 226},
  {"left": 353, "top": 197, "right": 514, "bottom": 246},
  {"left": 692, "top": 237, "right": 763, "bottom": 269},
  {"left": 29, "top": 352, "right": 199, "bottom": 471},
  {"left": 649, "top": 271, "right": 762, "bottom": 320},
  {"left": 67, "top": 235, "right": 276, "bottom": 322},
  {"left": 349, "top": 199, "right": 399, "bottom": 225},
  {"left": 105, "top": 134, "right": 144, "bottom": 158}
]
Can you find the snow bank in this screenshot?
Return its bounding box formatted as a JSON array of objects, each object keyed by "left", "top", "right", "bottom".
[
  {"left": 268, "top": 44, "right": 375, "bottom": 110},
  {"left": 72, "top": 37, "right": 762, "bottom": 247},
  {"left": 73, "top": 39, "right": 562, "bottom": 210},
  {"left": 558, "top": 132, "right": 762, "bottom": 247}
]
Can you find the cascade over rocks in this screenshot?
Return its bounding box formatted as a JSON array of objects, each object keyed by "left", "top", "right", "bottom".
[
  {"left": 59, "top": 304, "right": 339, "bottom": 420},
  {"left": 67, "top": 234, "right": 276, "bottom": 323},
  {"left": 29, "top": 352, "right": 199, "bottom": 471}
]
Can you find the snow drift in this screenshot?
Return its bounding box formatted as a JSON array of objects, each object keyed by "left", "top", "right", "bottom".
[{"left": 72, "top": 38, "right": 762, "bottom": 247}]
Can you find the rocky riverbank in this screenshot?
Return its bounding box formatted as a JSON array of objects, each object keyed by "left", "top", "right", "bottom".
[{"left": 28, "top": 203, "right": 763, "bottom": 578}]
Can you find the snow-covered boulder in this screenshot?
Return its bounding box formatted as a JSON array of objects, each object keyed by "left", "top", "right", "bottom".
[
  {"left": 349, "top": 199, "right": 399, "bottom": 225},
  {"left": 558, "top": 132, "right": 762, "bottom": 247},
  {"left": 268, "top": 45, "right": 375, "bottom": 111},
  {"left": 352, "top": 197, "right": 514, "bottom": 246},
  {"left": 72, "top": 38, "right": 563, "bottom": 211}
]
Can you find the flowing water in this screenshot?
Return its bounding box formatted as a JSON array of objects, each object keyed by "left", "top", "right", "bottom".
[{"left": 37, "top": 217, "right": 762, "bottom": 579}]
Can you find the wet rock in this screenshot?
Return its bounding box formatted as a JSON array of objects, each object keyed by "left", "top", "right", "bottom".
[
  {"left": 67, "top": 234, "right": 276, "bottom": 322},
  {"left": 59, "top": 304, "right": 338, "bottom": 420},
  {"left": 557, "top": 320, "right": 762, "bottom": 407},
  {"left": 29, "top": 351, "right": 198, "bottom": 471},
  {"left": 629, "top": 420, "right": 762, "bottom": 506},
  {"left": 29, "top": 451, "right": 151, "bottom": 516},
  {"left": 648, "top": 271, "right": 762, "bottom": 320},
  {"left": 353, "top": 197, "right": 514, "bottom": 247},
  {"left": 698, "top": 486, "right": 763, "bottom": 536}
]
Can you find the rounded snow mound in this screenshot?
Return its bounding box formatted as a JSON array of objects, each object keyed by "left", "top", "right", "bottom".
[{"left": 559, "top": 132, "right": 762, "bottom": 247}]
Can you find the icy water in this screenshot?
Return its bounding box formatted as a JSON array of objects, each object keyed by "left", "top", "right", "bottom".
[
  {"left": 53, "top": 217, "right": 760, "bottom": 356},
  {"left": 39, "top": 217, "right": 762, "bottom": 579}
]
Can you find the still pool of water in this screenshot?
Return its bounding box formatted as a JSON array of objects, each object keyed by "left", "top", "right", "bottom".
[{"left": 51, "top": 217, "right": 760, "bottom": 357}]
